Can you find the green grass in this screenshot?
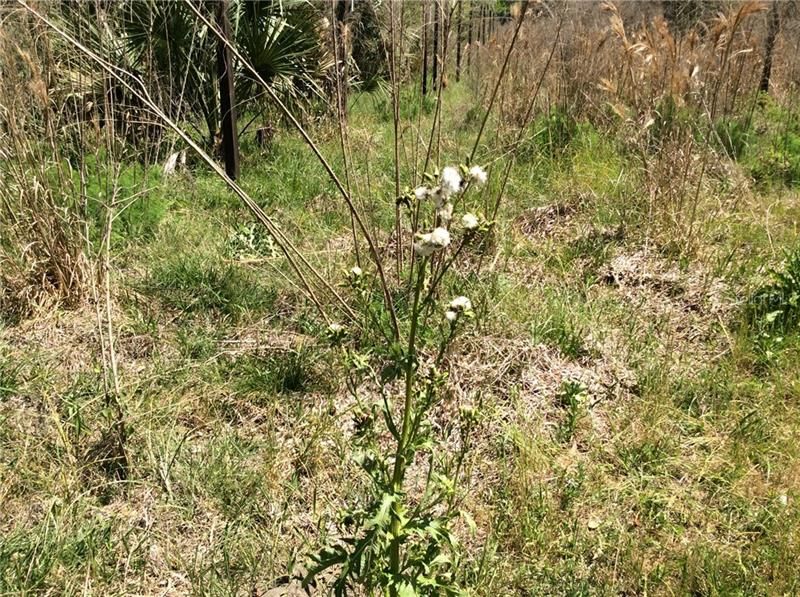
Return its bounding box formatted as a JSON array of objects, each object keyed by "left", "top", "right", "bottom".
[
  {"left": 145, "top": 256, "right": 276, "bottom": 318},
  {"left": 0, "top": 352, "right": 19, "bottom": 400},
  {"left": 0, "top": 505, "right": 117, "bottom": 594},
  {"left": 3, "top": 80, "right": 800, "bottom": 596},
  {"left": 228, "top": 348, "right": 327, "bottom": 398},
  {"left": 744, "top": 98, "right": 800, "bottom": 188}
]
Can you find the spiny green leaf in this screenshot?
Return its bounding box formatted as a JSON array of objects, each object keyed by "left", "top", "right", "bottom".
[
  {"left": 395, "top": 580, "right": 418, "bottom": 597},
  {"left": 367, "top": 492, "right": 397, "bottom": 530}
]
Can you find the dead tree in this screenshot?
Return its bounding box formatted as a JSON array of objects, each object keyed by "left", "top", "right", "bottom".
[
  {"left": 759, "top": 1, "right": 781, "bottom": 95},
  {"left": 467, "top": 4, "right": 473, "bottom": 74},
  {"left": 422, "top": 0, "right": 429, "bottom": 95},
  {"left": 432, "top": 0, "right": 439, "bottom": 91},
  {"left": 217, "top": 0, "right": 239, "bottom": 180},
  {"left": 455, "top": 0, "right": 463, "bottom": 82}
]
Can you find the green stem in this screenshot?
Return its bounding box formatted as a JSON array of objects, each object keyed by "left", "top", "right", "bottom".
[{"left": 389, "top": 257, "right": 427, "bottom": 590}]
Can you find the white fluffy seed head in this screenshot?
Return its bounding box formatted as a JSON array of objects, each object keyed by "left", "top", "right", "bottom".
[
  {"left": 414, "top": 227, "right": 451, "bottom": 257},
  {"left": 437, "top": 202, "right": 454, "bottom": 222},
  {"left": 413, "top": 241, "right": 434, "bottom": 256},
  {"left": 445, "top": 295, "right": 472, "bottom": 323},
  {"left": 350, "top": 266, "right": 362, "bottom": 277},
  {"left": 468, "top": 165, "right": 488, "bottom": 187},
  {"left": 440, "top": 166, "right": 462, "bottom": 197},
  {"left": 429, "top": 227, "right": 451, "bottom": 247},
  {"left": 414, "top": 186, "right": 429, "bottom": 201},
  {"left": 462, "top": 213, "right": 479, "bottom": 230},
  {"left": 430, "top": 187, "right": 447, "bottom": 208},
  {"left": 449, "top": 296, "right": 472, "bottom": 312}
]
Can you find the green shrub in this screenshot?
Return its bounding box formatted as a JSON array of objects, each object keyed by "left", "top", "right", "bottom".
[
  {"left": 555, "top": 380, "right": 588, "bottom": 443},
  {"left": 748, "top": 131, "right": 800, "bottom": 187},
  {"left": 744, "top": 99, "right": 800, "bottom": 187},
  {"left": 78, "top": 158, "right": 168, "bottom": 246},
  {"left": 224, "top": 222, "right": 277, "bottom": 259},
  {"left": 748, "top": 247, "right": 800, "bottom": 333},
  {"left": 746, "top": 247, "right": 800, "bottom": 360}
]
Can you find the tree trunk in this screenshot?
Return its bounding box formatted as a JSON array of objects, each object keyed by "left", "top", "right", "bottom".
[
  {"left": 432, "top": 0, "right": 439, "bottom": 91},
  {"left": 422, "top": 0, "right": 429, "bottom": 95},
  {"left": 335, "top": 0, "right": 348, "bottom": 24},
  {"left": 478, "top": 4, "right": 485, "bottom": 45},
  {"left": 759, "top": 1, "right": 781, "bottom": 95},
  {"left": 334, "top": 0, "right": 350, "bottom": 117},
  {"left": 455, "top": 0, "right": 463, "bottom": 82},
  {"left": 662, "top": 0, "right": 703, "bottom": 37},
  {"left": 217, "top": 0, "right": 239, "bottom": 180},
  {"left": 467, "top": 4, "right": 473, "bottom": 74}
]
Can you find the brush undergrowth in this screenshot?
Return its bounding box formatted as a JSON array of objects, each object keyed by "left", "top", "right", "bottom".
[
  {"left": 3, "top": 3, "right": 800, "bottom": 595},
  {"left": 2, "top": 85, "right": 799, "bottom": 596}
]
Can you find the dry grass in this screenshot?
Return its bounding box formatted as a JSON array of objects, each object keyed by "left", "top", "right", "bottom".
[
  {"left": 0, "top": 20, "right": 90, "bottom": 319},
  {"left": 2, "top": 1, "right": 800, "bottom": 595}
]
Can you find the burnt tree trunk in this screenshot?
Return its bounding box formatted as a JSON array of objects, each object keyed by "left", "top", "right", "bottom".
[
  {"left": 467, "top": 4, "right": 473, "bottom": 74},
  {"left": 422, "top": 0, "right": 429, "bottom": 95},
  {"left": 480, "top": 5, "right": 486, "bottom": 44},
  {"left": 759, "top": 1, "right": 781, "bottom": 95},
  {"left": 432, "top": 0, "right": 439, "bottom": 91},
  {"left": 217, "top": 0, "right": 239, "bottom": 180},
  {"left": 455, "top": 0, "right": 463, "bottom": 82}
]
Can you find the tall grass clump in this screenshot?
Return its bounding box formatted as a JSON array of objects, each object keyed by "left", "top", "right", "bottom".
[
  {"left": 497, "top": 0, "right": 800, "bottom": 250},
  {"left": 0, "top": 13, "right": 89, "bottom": 319},
  {"left": 146, "top": 255, "right": 277, "bottom": 319}
]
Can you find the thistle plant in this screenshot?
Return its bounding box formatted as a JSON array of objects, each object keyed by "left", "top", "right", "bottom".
[{"left": 305, "top": 164, "right": 489, "bottom": 596}]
